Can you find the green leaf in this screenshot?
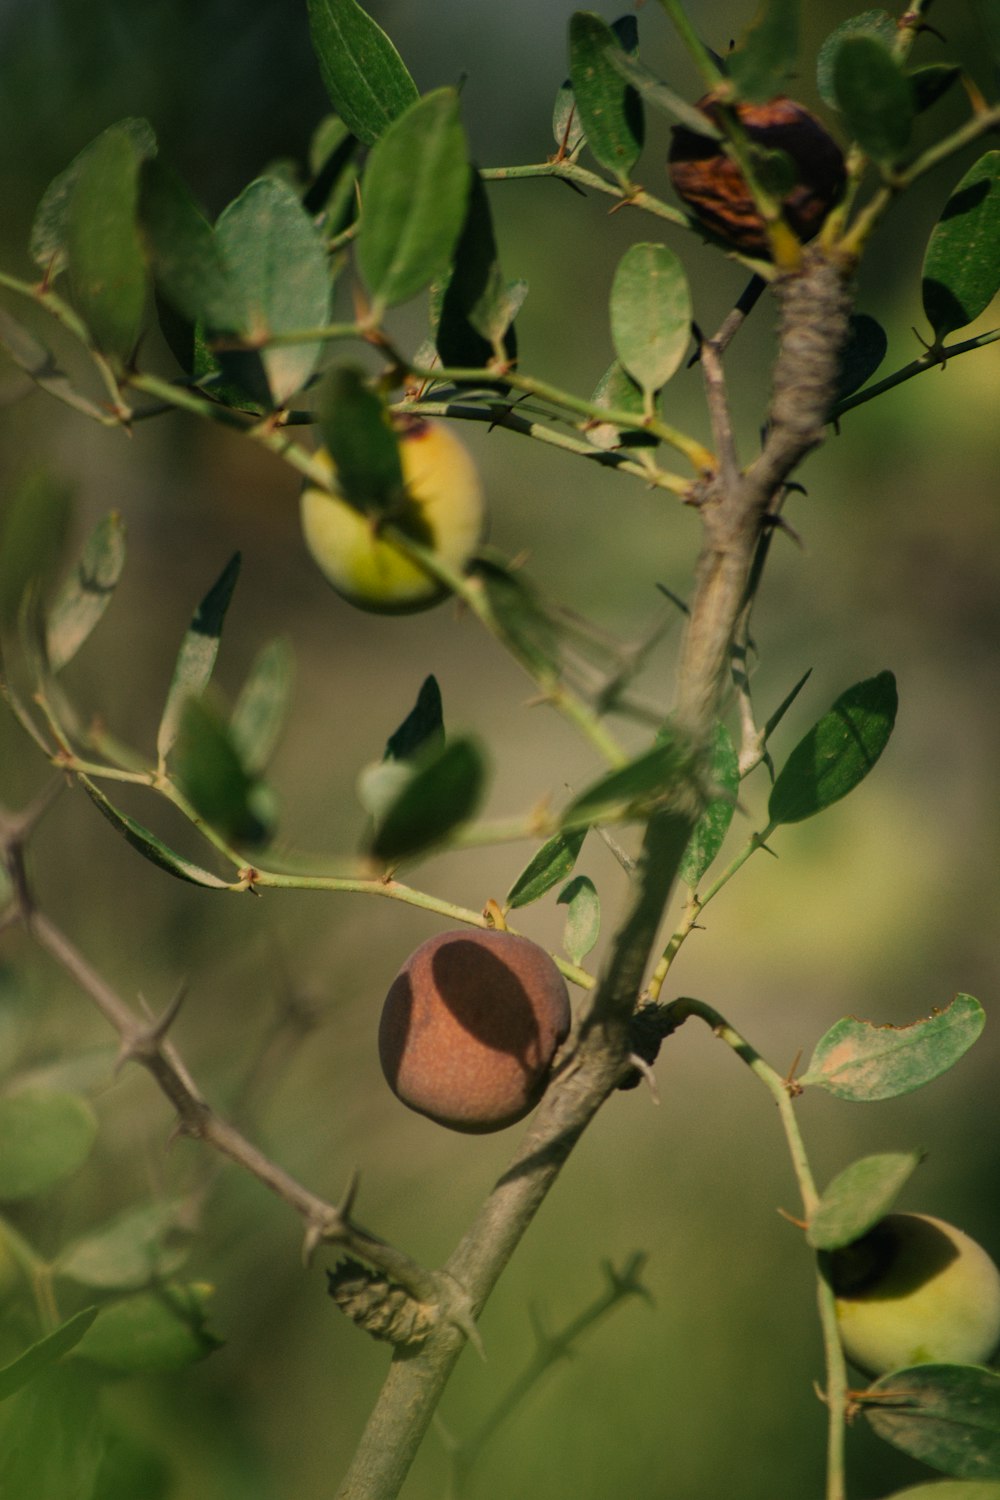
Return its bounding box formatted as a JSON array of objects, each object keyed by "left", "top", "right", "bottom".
[
  {"left": 729, "top": 0, "right": 800, "bottom": 104},
  {"left": 554, "top": 16, "right": 646, "bottom": 157},
  {"left": 369, "top": 737, "right": 486, "bottom": 863},
  {"left": 94, "top": 1429, "right": 172, "bottom": 1500},
  {"left": 606, "top": 50, "right": 723, "bottom": 138},
  {"left": 0, "top": 470, "right": 73, "bottom": 630},
  {"left": 558, "top": 874, "right": 601, "bottom": 963},
  {"left": 214, "top": 177, "right": 331, "bottom": 405},
  {"left": 71, "top": 1282, "right": 222, "bottom": 1373},
  {"left": 881, "top": 1483, "right": 1000, "bottom": 1499},
  {"left": 78, "top": 774, "right": 233, "bottom": 889},
  {"left": 817, "top": 10, "right": 896, "bottom": 108},
  {"left": 30, "top": 117, "right": 156, "bottom": 275},
  {"left": 0, "top": 1092, "right": 98, "bottom": 1201},
  {"left": 307, "top": 0, "right": 418, "bottom": 146},
  {"left": 56, "top": 1202, "right": 188, "bottom": 1290},
  {"left": 767, "top": 670, "right": 897, "bottom": 826},
  {"left": 317, "top": 367, "right": 404, "bottom": 516},
  {"left": 357, "top": 87, "right": 470, "bottom": 316},
  {"left": 172, "top": 696, "right": 272, "bottom": 845},
  {"left": 800, "top": 994, "right": 986, "bottom": 1101},
  {"left": 864, "top": 1365, "right": 1000, "bottom": 1479},
  {"left": 922, "top": 153, "right": 1000, "bottom": 343},
  {"left": 140, "top": 158, "right": 243, "bottom": 333},
  {"left": 230, "top": 636, "right": 294, "bottom": 778},
  {"left": 435, "top": 171, "right": 519, "bottom": 368},
  {"left": 807, "top": 1152, "right": 923, "bottom": 1250},
  {"left": 568, "top": 11, "right": 644, "bottom": 184},
  {"left": 610, "top": 242, "right": 692, "bottom": 399},
  {"left": 562, "top": 730, "right": 698, "bottom": 832},
  {"left": 475, "top": 559, "right": 562, "bottom": 679},
  {"left": 832, "top": 35, "right": 915, "bottom": 163},
  {"left": 506, "top": 828, "right": 588, "bottom": 909},
  {"left": 66, "top": 123, "right": 149, "bottom": 368},
  {"left": 384, "top": 675, "right": 445, "bottom": 762},
  {"left": 157, "top": 553, "right": 241, "bottom": 765},
  {"left": 0, "top": 1309, "right": 99, "bottom": 1402},
  {"left": 679, "top": 722, "right": 739, "bottom": 887},
  {"left": 835, "top": 312, "right": 889, "bottom": 403},
  {"left": 911, "top": 64, "right": 963, "bottom": 113},
  {"left": 46, "top": 511, "right": 126, "bottom": 672},
  {"left": 586, "top": 359, "right": 658, "bottom": 451},
  {"left": 0, "top": 1367, "right": 103, "bottom": 1498}
]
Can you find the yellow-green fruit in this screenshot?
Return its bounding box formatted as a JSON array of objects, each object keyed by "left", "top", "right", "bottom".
[
  {"left": 300, "top": 418, "right": 486, "bottom": 614},
  {"left": 829, "top": 1213, "right": 1000, "bottom": 1377}
]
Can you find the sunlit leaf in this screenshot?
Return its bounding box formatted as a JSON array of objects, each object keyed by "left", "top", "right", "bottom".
[
  {"left": 0, "top": 1091, "right": 98, "bottom": 1201},
  {"left": 807, "top": 1152, "right": 923, "bottom": 1250},
  {"left": 832, "top": 35, "right": 915, "bottom": 162},
  {"left": 922, "top": 153, "right": 1000, "bottom": 343},
  {"left": 864, "top": 1365, "right": 1000, "bottom": 1479},
  {"left": 679, "top": 722, "right": 738, "bottom": 887},
  {"left": 316, "top": 367, "right": 404, "bottom": 516},
  {"left": 369, "top": 737, "right": 487, "bottom": 862},
  {"left": 768, "top": 670, "right": 897, "bottom": 826},
  {"left": 46, "top": 512, "right": 126, "bottom": 672},
  {"left": 157, "top": 553, "right": 241, "bottom": 765},
  {"left": 800, "top": 994, "right": 985, "bottom": 1101},
  {"left": 558, "top": 874, "right": 601, "bottom": 962},
  {"left": 610, "top": 242, "right": 692, "bottom": 399},
  {"left": 307, "top": 0, "right": 418, "bottom": 146},
  {"left": 568, "top": 11, "right": 644, "bottom": 184},
  {"left": 729, "top": 0, "right": 800, "bottom": 103},
  {"left": 507, "top": 828, "right": 588, "bottom": 909},
  {"left": 586, "top": 359, "right": 657, "bottom": 450}
]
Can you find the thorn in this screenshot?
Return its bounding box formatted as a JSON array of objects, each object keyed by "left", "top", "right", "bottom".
[
  {"left": 626, "top": 1052, "right": 660, "bottom": 1102},
  {"left": 776, "top": 1206, "right": 808, "bottom": 1230},
  {"left": 783, "top": 1048, "right": 803, "bottom": 1091},
  {"left": 758, "top": 841, "right": 779, "bottom": 859},
  {"left": 338, "top": 1168, "right": 361, "bottom": 1222}
]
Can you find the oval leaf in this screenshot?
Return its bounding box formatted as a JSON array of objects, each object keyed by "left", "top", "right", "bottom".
[
  {"left": 172, "top": 696, "right": 272, "bottom": 845},
  {"left": 768, "top": 670, "right": 897, "bottom": 827},
  {"left": 507, "top": 828, "right": 587, "bottom": 909},
  {"left": 835, "top": 312, "right": 889, "bottom": 403},
  {"left": 317, "top": 367, "right": 404, "bottom": 516},
  {"left": 0, "top": 1367, "right": 102, "bottom": 1499},
  {"left": 31, "top": 117, "right": 156, "bottom": 275},
  {"left": 557, "top": 874, "right": 601, "bottom": 963},
  {"left": 922, "top": 153, "right": 1000, "bottom": 343},
  {"left": 808, "top": 1152, "right": 923, "bottom": 1250},
  {"left": 832, "top": 35, "right": 915, "bottom": 163},
  {"left": 568, "top": 11, "right": 644, "bottom": 184},
  {"left": 71, "top": 1283, "right": 222, "bottom": 1373},
  {"left": 66, "top": 124, "right": 149, "bottom": 368},
  {"left": 369, "top": 737, "right": 486, "bottom": 863},
  {"left": 56, "top": 1203, "right": 188, "bottom": 1291},
  {"left": 864, "top": 1365, "right": 1000, "bottom": 1479},
  {"left": 586, "top": 360, "right": 657, "bottom": 450},
  {"left": 911, "top": 64, "right": 963, "bottom": 114},
  {"left": 307, "top": 0, "right": 418, "bottom": 147},
  {"left": 817, "top": 10, "right": 896, "bottom": 108},
  {"left": 157, "top": 553, "right": 241, "bottom": 765},
  {"left": 140, "top": 158, "right": 243, "bottom": 333},
  {"left": 0, "top": 1092, "right": 98, "bottom": 1201},
  {"left": 0, "top": 1308, "right": 99, "bottom": 1401},
  {"left": 610, "top": 242, "right": 692, "bottom": 399},
  {"left": 679, "top": 722, "right": 739, "bottom": 888},
  {"left": 78, "top": 775, "right": 233, "bottom": 889},
  {"left": 46, "top": 511, "right": 126, "bottom": 672},
  {"left": 800, "top": 994, "right": 986, "bottom": 1101},
  {"left": 230, "top": 636, "right": 295, "bottom": 778},
  {"left": 357, "top": 88, "right": 470, "bottom": 317},
  {"left": 729, "top": 0, "right": 800, "bottom": 104}
]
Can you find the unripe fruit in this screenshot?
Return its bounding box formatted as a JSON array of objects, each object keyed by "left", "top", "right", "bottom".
[
  {"left": 300, "top": 417, "right": 486, "bottom": 614},
  {"left": 828, "top": 1213, "right": 1000, "bottom": 1377},
  {"left": 378, "top": 929, "right": 572, "bottom": 1133},
  {"left": 667, "top": 96, "right": 846, "bottom": 258}
]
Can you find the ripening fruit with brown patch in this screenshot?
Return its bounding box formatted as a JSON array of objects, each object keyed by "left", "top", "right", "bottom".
[
  {"left": 827, "top": 1213, "right": 1000, "bottom": 1377},
  {"left": 667, "top": 96, "right": 847, "bottom": 257},
  {"left": 378, "top": 929, "right": 572, "bottom": 1133}
]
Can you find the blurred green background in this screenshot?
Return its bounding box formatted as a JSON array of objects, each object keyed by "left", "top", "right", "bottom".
[{"left": 1, "top": 1, "right": 999, "bottom": 1497}]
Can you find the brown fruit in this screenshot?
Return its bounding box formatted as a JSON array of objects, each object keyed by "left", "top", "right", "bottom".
[
  {"left": 667, "top": 96, "right": 846, "bottom": 257},
  {"left": 378, "top": 929, "right": 572, "bottom": 1133}
]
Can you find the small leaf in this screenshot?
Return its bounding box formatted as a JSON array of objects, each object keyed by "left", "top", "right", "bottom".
[
  {"left": 807, "top": 1152, "right": 923, "bottom": 1250},
  {"left": 835, "top": 312, "right": 889, "bottom": 403},
  {"left": 507, "top": 828, "right": 588, "bottom": 909},
  {"left": 71, "top": 1282, "right": 222, "bottom": 1373},
  {"left": 800, "top": 994, "right": 986, "bottom": 1101},
  {"left": 435, "top": 172, "right": 519, "bottom": 368},
  {"left": 0, "top": 1368, "right": 102, "bottom": 1499},
  {"left": 357, "top": 87, "right": 470, "bottom": 317},
  {"left": 679, "top": 722, "right": 739, "bottom": 887},
  {"left": 230, "top": 636, "right": 294, "bottom": 777},
  {"left": 30, "top": 117, "right": 156, "bottom": 275},
  {"left": 562, "top": 731, "right": 698, "bottom": 832},
  {"left": 307, "top": 0, "right": 418, "bottom": 146},
  {"left": 557, "top": 874, "right": 601, "bottom": 962},
  {"left": 880, "top": 1483, "right": 1000, "bottom": 1499},
  {"left": 922, "top": 153, "right": 1000, "bottom": 343},
  {"left": 316, "top": 367, "right": 404, "bottom": 517},
  {"left": 66, "top": 123, "right": 149, "bottom": 368},
  {"left": 384, "top": 675, "right": 445, "bottom": 762},
  {"left": 78, "top": 775, "right": 233, "bottom": 888},
  {"left": 140, "top": 158, "right": 243, "bottom": 332},
  {"left": 864, "top": 1365, "right": 1000, "bottom": 1479},
  {"left": 586, "top": 360, "right": 657, "bottom": 450},
  {"left": 0, "top": 1309, "right": 99, "bottom": 1401},
  {"left": 568, "top": 11, "right": 645, "bottom": 184},
  {"left": 172, "top": 696, "right": 272, "bottom": 845},
  {"left": 767, "top": 670, "right": 897, "bottom": 826},
  {"left": 817, "top": 10, "right": 896, "bottom": 108},
  {"left": 555, "top": 16, "right": 644, "bottom": 157},
  {"left": 911, "top": 64, "right": 963, "bottom": 113},
  {"left": 0, "top": 470, "right": 73, "bottom": 630},
  {"left": 46, "top": 512, "right": 126, "bottom": 672},
  {"left": 157, "top": 553, "right": 241, "bottom": 765},
  {"left": 56, "top": 1202, "right": 188, "bottom": 1290},
  {"left": 610, "top": 242, "right": 692, "bottom": 399},
  {"left": 832, "top": 35, "right": 915, "bottom": 163},
  {"left": 475, "top": 559, "right": 562, "bottom": 679},
  {"left": 369, "top": 737, "right": 487, "bottom": 862},
  {"left": 0, "top": 1092, "right": 98, "bottom": 1201},
  {"left": 729, "top": 0, "right": 800, "bottom": 104}
]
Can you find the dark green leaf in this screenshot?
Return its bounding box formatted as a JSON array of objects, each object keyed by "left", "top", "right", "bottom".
[
  {"left": 558, "top": 874, "right": 601, "bottom": 963},
  {"left": 610, "top": 242, "right": 692, "bottom": 398},
  {"left": 0, "top": 1091, "right": 98, "bottom": 1201},
  {"left": 832, "top": 35, "right": 915, "bottom": 163},
  {"left": 729, "top": 0, "right": 800, "bottom": 104},
  {"left": 568, "top": 11, "right": 645, "bottom": 184},
  {"left": 435, "top": 172, "right": 519, "bottom": 369},
  {"left": 369, "top": 736, "right": 486, "bottom": 862},
  {"left": 679, "top": 722, "right": 739, "bottom": 887},
  {"left": 768, "top": 670, "right": 897, "bottom": 826},
  {"left": 72, "top": 1283, "right": 222, "bottom": 1373},
  {"left": 0, "top": 1367, "right": 103, "bottom": 1498},
  {"left": 555, "top": 16, "right": 645, "bottom": 156},
  {"left": 305, "top": 115, "right": 360, "bottom": 237},
  {"left": 817, "top": 10, "right": 896, "bottom": 108},
  {"left": 763, "top": 666, "right": 813, "bottom": 744},
  {"left": 800, "top": 994, "right": 986, "bottom": 1101},
  {"left": 307, "top": 0, "right": 418, "bottom": 146},
  {"left": 506, "top": 828, "right": 588, "bottom": 909},
  {"left": 807, "top": 1152, "right": 923, "bottom": 1250},
  {"left": 46, "top": 511, "right": 126, "bottom": 672},
  {"left": 317, "top": 367, "right": 404, "bottom": 516},
  {"left": 78, "top": 774, "right": 233, "bottom": 888},
  {"left": 157, "top": 553, "right": 241, "bottom": 765},
  {"left": 586, "top": 360, "right": 657, "bottom": 450},
  {"left": 230, "top": 636, "right": 294, "bottom": 777},
  {"left": 835, "top": 313, "right": 889, "bottom": 403},
  {"left": 214, "top": 177, "right": 331, "bottom": 405},
  {"left": 30, "top": 117, "right": 156, "bottom": 275},
  {"left": 911, "top": 64, "right": 963, "bottom": 113},
  {"left": 384, "top": 675, "right": 445, "bottom": 762},
  {"left": 355, "top": 760, "right": 416, "bottom": 821},
  {"left": 172, "top": 696, "right": 272, "bottom": 845},
  {"left": 922, "top": 153, "right": 1000, "bottom": 343},
  {"left": 864, "top": 1365, "right": 1000, "bottom": 1479},
  {"left": 140, "top": 158, "right": 243, "bottom": 332},
  {"left": 969, "top": 0, "right": 1000, "bottom": 64},
  {"left": 562, "top": 730, "right": 698, "bottom": 832},
  {"left": 881, "top": 1483, "right": 1000, "bottom": 1499},
  {"left": 357, "top": 88, "right": 470, "bottom": 316},
  {"left": 0, "top": 1309, "right": 99, "bottom": 1401},
  {"left": 56, "top": 1202, "right": 188, "bottom": 1290},
  {"left": 0, "top": 470, "right": 73, "bottom": 630},
  {"left": 476, "top": 559, "right": 562, "bottom": 679},
  {"left": 66, "top": 123, "right": 149, "bottom": 368}
]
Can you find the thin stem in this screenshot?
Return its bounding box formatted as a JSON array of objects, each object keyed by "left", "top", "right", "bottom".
[
  {"left": 479, "top": 160, "right": 690, "bottom": 229},
  {"left": 655, "top": 0, "right": 727, "bottom": 89},
  {"left": 831, "top": 326, "right": 1000, "bottom": 419}
]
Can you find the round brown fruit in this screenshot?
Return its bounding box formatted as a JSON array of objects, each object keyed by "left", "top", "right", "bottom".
[
  {"left": 667, "top": 96, "right": 846, "bottom": 258},
  {"left": 378, "top": 929, "right": 572, "bottom": 1133}
]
